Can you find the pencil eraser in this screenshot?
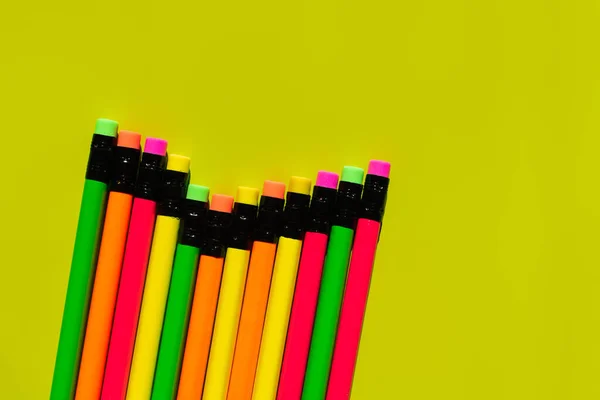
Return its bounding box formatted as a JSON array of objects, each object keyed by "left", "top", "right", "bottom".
[
  {"left": 144, "top": 137, "right": 168, "bottom": 156},
  {"left": 341, "top": 166, "right": 364, "bottom": 185},
  {"left": 237, "top": 186, "right": 260, "bottom": 206},
  {"left": 262, "top": 181, "right": 285, "bottom": 199},
  {"left": 94, "top": 118, "right": 118, "bottom": 137},
  {"left": 315, "top": 171, "right": 339, "bottom": 189},
  {"left": 368, "top": 160, "right": 391, "bottom": 178},
  {"left": 210, "top": 194, "right": 234, "bottom": 213},
  {"left": 117, "top": 130, "right": 141, "bottom": 150},
  {"left": 289, "top": 176, "right": 311, "bottom": 195},
  {"left": 187, "top": 184, "right": 210, "bottom": 202},
  {"left": 166, "top": 154, "right": 190, "bottom": 173}
]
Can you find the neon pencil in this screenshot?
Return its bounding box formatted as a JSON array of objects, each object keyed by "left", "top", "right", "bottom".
[
  {"left": 252, "top": 176, "right": 312, "bottom": 400},
  {"left": 203, "top": 187, "right": 259, "bottom": 400},
  {"left": 301, "top": 166, "right": 364, "bottom": 400},
  {"left": 126, "top": 154, "right": 191, "bottom": 400},
  {"left": 101, "top": 138, "right": 168, "bottom": 400},
  {"left": 51, "top": 118, "right": 117, "bottom": 400},
  {"left": 326, "top": 160, "right": 390, "bottom": 400},
  {"left": 278, "top": 171, "right": 339, "bottom": 400},
  {"left": 151, "top": 184, "right": 210, "bottom": 400},
  {"left": 177, "top": 194, "right": 234, "bottom": 400},
  {"left": 75, "top": 131, "right": 141, "bottom": 400},
  {"left": 227, "top": 181, "right": 286, "bottom": 400}
]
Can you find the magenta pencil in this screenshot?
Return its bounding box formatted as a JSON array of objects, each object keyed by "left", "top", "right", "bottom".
[
  {"left": 100, "top": 138, "right": 167, "bottom": 400},
  {"left": 277, "top": 171, "right": 339, "bottom": 400},
  {"left": 325, "top": 160, "right": 390, "bottom": 400}
]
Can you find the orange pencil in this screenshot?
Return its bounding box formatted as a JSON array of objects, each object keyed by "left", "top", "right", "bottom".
[
  {"left": 177, "top": 194, "right": 233, "bottom": 400},
  {"left": 75, "top": 131, "right": 141, "bottom": 400},
  {"left": 227, "top": 181, "right": 286, "bottom": 400}
]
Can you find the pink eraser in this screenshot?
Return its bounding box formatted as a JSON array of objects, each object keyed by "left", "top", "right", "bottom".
[
  {"left": 144, "top": 137, "right": 168, "bottom": 156},
  {"left": 315, "top": 171, "right": 339, "bottom": 189},
  {"left": 367, "top": 160, "right": 391, "bottom": 178}
]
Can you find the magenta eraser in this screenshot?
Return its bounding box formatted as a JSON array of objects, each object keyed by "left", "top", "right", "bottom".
[
  {"left": 368, "top": 160, "right": 391, "bottom": 178},
  {"left": 144, "top": 138, "right": 168, "bottom": 156},
  {"left": 315, "top": 171, "right": 339, "bottom": 189}
]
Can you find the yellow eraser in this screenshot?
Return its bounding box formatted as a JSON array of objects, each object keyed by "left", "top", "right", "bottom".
[
  {"left": 166, "top": 154, "right": 191, "bottom": 173},
  {"left": 289, "top": 176, "right": 311, "bottom": 195},
  {"left": 236, "top": 186, "right": 260, "bottom": 206}
]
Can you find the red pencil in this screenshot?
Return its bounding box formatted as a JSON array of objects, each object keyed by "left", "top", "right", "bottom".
[
  {"left": 326, "top": 160, "right": 390, "bottom": 400},
  {"left": 100, "top": 138, "right": 167, "bottom": 400},
  {"left": 277, "top": 171, "right": 339, "bottom": 400}
]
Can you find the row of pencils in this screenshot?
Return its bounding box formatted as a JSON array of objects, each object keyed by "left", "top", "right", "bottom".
[{"left": 50, "top": 119, "right": 391, "bottom": 400}]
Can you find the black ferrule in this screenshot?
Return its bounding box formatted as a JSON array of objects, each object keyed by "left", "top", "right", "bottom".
[
  {"left": 360, "top": 174, "right": 390, "bottom": 222},
  {"left": 179, "top": 198, "right": 209, "bottom": 248},
  {"left": 228, "top": 202, "right": 258, "bottom": 250},
  {"left": 156, "top": 170, "right": 189, "bottom": 218},
  {"left": 202, "top": 210, "right": 233, "bottom": 257},
  {"left": 306, "top": 186, "right": 337, "bottom": 234},
  {"left": 109, "top": 146, "right": 141, "bottom": 194},
  {"left": 253, "top": 196, "right": 285, "bottom": 243},
  {"left": 134, "top": 153, "right": 166, "bottom": 201},
  {"left": 85, "top": 134, "right": 116, "bottom": 183},
  {"left": 280, "top": 191, "right": 311, "bottom": 240},
  {"left": 332, "top": 181, "right": 363, "bottom": 230}
]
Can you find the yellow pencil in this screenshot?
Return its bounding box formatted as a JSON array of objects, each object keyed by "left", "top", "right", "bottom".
[
  {"left": 126, "top": 155, "right": 190, "bottom": 400},
  {"left": 252, "top": 177, "right": 312, "bottom": 400},
  {"left": 203, "top": 187, "right": 259, "bottom": 400}
]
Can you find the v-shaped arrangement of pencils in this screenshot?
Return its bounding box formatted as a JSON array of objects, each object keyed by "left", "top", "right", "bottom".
[{"left": 50, "top": 118, "right": 391, "bottom": 400}]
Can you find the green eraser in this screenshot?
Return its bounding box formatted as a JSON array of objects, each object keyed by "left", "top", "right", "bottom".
[
  {"left": 341, "top": 166, "right": 364, "bottom": 184},
  {"left": 94, "top": 118, "right": 119, "bottom": 137},
  {"left": 186, "top": 184, "right": 210, "bottom": 202}
]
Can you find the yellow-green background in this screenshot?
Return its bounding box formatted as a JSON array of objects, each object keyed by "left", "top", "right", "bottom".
[{"left": 0, "top": 0, "right": 597, "bottom": 398}]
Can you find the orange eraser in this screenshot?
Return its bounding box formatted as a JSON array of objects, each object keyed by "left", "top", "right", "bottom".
[
  {"left": 262, "top": 181, "right": 285, "bottom": 200},
  {"left": 117, "top": 130, "right": 141, "bottom": 150},
  {"left": 210, "top": 194, "right": 234, "bottom": 213}
]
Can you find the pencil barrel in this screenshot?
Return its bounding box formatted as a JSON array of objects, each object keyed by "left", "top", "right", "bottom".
[
  {"left": 51, "top": 180, "right": 108, "bottom": 400},
  {"left": 127, "top": 216, "right": 180, "bottom": 399},
  {"left": 101, "top": 198, "right": 157, "bottom": 400},
  {"left": 302, "top": 225, "right": 354, "bottom": 400},
  {"left": 177, "top": 255, "right": 225, "bottom": 400},
  {"left": 278, "top": 231, "right": 329, "bottom": 400},
  {"left": 151, "top": 244, "right": 200, "bottom": 400},
  {"left": 227, "top": 241, "right": 278, "bottom": 400},
  {"left": 326, "top": 219, "right": 380, "bottom": 400},
  {"left": 203, "top": 248, "right": 251, "bottom": 400},
  {"left": 252, "top": 237, "right": 303, "bottom": 400},
  {"left": 75, "top": 191, "right": 134, "bottom": 399}
]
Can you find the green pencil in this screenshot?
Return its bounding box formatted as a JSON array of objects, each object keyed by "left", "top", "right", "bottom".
[
  {"left": 151, "top": 184, "right": 210, "bottom": 400},
  {"left": 50, "top": 119, "right": 118, "bottom": 400},
  {"left": 302, "top": 166, "right": 364, "bottom": 400}
]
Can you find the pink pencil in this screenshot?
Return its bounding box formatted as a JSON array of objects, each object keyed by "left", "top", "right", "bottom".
[
  {"left": 277, "top": 171, "right": 339, "bottom": 400},
  {"left": 100, "top": 138, "right": 167, "bottom": 400},
  {"left": 326, "top": 160, "right": 390, "bottom": 400}
]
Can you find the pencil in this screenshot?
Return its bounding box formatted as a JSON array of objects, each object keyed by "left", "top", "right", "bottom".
[
  {"left": 302, "top": 166, "right": 364, "bottom": 400},
  {"left": 203, "top": 187, "right": 259, "bottom": 400},
  {"left": 277, "top": 171, "right": 339, "bottom": 400},
  {"left": 75, "top": 131, "right": 141, "bottom": 400},
  {"left": 151, "top": 184, "right": 209, "bottom": 400},
  {"left": 252, "top": 176, "right": 312, "bottom": 400},
  {"left": 51, "top": 118, "right": 117, "bottom": 400},
  {"left": 326, "top": 160, "right": 390, "bottom": 400},
  {"left": 101, "top": 137, "right": 168, "bottom": 400},
  {"left": 177, "top": 194, "right": 234, "bottom": 400},
  {"left": 126, "top": 155, "right": 191, "bottom": 400},
  {"left": 227, "top": 181, "right": 286, "bottom": 400}
]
